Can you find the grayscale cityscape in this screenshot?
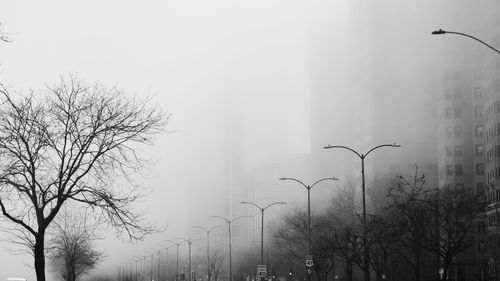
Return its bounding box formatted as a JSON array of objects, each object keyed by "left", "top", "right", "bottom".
[{"left": 0, "top": 1, "right": 499, "bottom": 281}]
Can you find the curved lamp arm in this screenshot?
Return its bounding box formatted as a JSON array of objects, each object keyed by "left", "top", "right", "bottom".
[
  {"left": 323, "top": 145, "right": 362, "bottom": 158},
  {"left": 365, "top": 143, "right": 401, "bottom": 158},
  {"left": 211, "top": 215, "right": 230, "bottom": 223},
  {"left": 432, "top": 29, "right": 500, "bottom": 54},
  {"left": 280, "top": 177, "right": 308, "bottom": 189},
  {"left": 263, "top": 201, "right": 287, "bottom": 211},
  {"left": 240, "top": 201, "right": 263, "bottom": 211}
]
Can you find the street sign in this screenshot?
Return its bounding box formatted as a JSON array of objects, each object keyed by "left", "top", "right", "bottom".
[
  {"left": 306, "top": 269, "right": 313, "bottom": 276},
  {"left": 257, "top": 265, "right": 267, "bottom": 278},
  {"left": 305, "top": 255, "right": 314, "bottom": 268}
]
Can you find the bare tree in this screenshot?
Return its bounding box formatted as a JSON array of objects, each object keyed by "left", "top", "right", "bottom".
[
  {"left": 386, "top": 167, "right": 433, "bottom": 281},
  {"left": 205, "top": 250, "right": 224, "bottom": 281},
  {"left": 48, "top": 207, "right": 104, "bottom": 281},
  {"left": 0, "top": 22, "right": 12, "bottom": 42},
  {"left": 0, "top": 76, "right": 169, "bottom": 281},
  {"left": 421, "top": 187, "right": 486, "bottom": 281}
]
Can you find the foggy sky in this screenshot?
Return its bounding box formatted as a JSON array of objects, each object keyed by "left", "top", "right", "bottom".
[{"left": 0, "top": 0, "right": 494, "bottom": 280}]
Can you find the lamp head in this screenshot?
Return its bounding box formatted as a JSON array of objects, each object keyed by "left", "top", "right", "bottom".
[
  {"left": 431, "top": 29, "right": 446, "bottom": 35},
  {"left": 392, "top": 143, "right": 402, "bottom": 147}
]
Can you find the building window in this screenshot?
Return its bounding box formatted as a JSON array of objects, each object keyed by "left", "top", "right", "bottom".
[
  {"left": 477, "top": 163, "right": 485, "bottom": 175},
  {"left": 455, "top": 145, "right": 463, "bottom": 156},
  {"left": 454, "top": 126, "right": 462, "bottom": 137},
  {"left": 446, "top": 108, "right": 452, "bottom": 119},
  {"left": 454, "top": 107, "right": 462, "bottom": 118},
  {"left": 475, "top": 106, "right": 483, "bottom": 118},
  {"left": 447, "top": 165, "right": 454, "bottom": 176},
  {"left": 453, "top": 88, "right": 461, "bottom": 99},
  {"left": 476, "top": 125, "right": 484, "bottom": 137},
  {"left": 455, "top": 165, "right": 463, "bottom": 175},
  {"left": 446, "top": 127, "right": 453, "bottom": 137},
  {"left": 474, "top": 87, "right": 482, "bottom": 99},
  {"left": 477, "top": 182, "right": 484, "bottom": 194},
  {"left": 476, "top": 145, "right": 484, "bottom": 156},
  {"left": 446, "top": 146, "right": 453, "bottom": 156},
  {"left": 453, "top": 70, "right": 461, "bottom": 80}
]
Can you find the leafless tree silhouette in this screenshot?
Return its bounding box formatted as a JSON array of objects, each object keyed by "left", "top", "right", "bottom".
[
  {"left": 47, "top": 207, "right": 104, "bottom": 281},
  {"left": 0, "top": 76, "right": 169, "bottom": 281}
]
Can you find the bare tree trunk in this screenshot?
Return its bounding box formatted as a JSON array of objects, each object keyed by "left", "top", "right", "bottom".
[{"left": 35, "top": 232, "right": 46, "bottom": 281}]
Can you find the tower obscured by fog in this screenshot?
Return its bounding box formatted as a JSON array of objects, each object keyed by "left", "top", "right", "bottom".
[{"left": 309, "top": 0, "right": 439, "bottom": 212}]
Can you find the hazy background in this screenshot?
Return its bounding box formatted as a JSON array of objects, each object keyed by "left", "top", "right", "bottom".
[{"left": 0, "top": 0, "right": 492, "bottom": 279}]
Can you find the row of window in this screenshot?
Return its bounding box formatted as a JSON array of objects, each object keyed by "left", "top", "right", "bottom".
[
  {"left": 445, "top": 164, "right": 464, "bottom": 176},
  {"left": 440, "top": 164, "right": 484, "bottom": 177},
  {"left": 445, "top": 126, "right": 462, "bottom": 137},
  {"left": 487, "top": 167, "right": 500, "bottom": 183},
  {"left": 442, "top": 87, "right": 483, "bottom": 100},
  {"left": 486, "top": 145, "right": 500, "bottom": 163},
  {"left": 445, "top": 107, "right": 462, "bottom": 119},
  {"left": 445, "top": 145, "right": 463, "bottom": 156},
  {"left": 445, "top": 144, "right": 485, "bottom": 157},
  {"left": 485, "top": 123, "right": 500, "bottom": 142},
  {"left": 484, "top": 101, "right": 500, "bottom": 121},
  {"left": 443, "top": 88, "right": 462, "bottom": 100}
]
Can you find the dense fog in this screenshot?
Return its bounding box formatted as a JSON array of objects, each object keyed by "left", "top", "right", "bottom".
[{"left": 0, "top": 0, "right": 498, "bottom": 280}]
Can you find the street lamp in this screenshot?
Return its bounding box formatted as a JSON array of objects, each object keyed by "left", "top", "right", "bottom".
[
  {"left": 324, "top": 143, "right": 400, "bottom": 281},
  {"left": 279, "top": 177, "right": 338, "bottom": 281},
  {"left": 431, "top": 29, "right": 500, "bottom": 54},
  {"left": 193, "top": 225, "right": 221, "bottom": 281},
  {"left": 211, "top": 215, "right": 251, "bottom": 281},
  {"left": 240, "top": 201, "right": 287, "bottom": 265},
  {"left": 165, "top": 239, "right": 187, "bottom": 281},
  {"left": 177, "top": 238, "right": 199, "bottom": 281},
  {"left": 150, "top": 247, "right": 162, "bottom": 281},
  {"left": 161, "top": 244, "right": 175, "bottom": 281}
]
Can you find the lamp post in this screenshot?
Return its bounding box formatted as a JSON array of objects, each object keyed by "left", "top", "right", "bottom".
[
  {"left": 165, "top": 239, "right": 187, "bottom": 281},
  {"left": 150, "top": 248, "right": 161, "bottom": 281},
  {"left": 279, "top": 177, "right": 338, "bottom": 281},
  {"left": 135, "top": 258, "right": 140, "bottom": 281},
  {"left": 193, "top": 225, "right": 221, "bottom": 281},
  {"left": 240, "top": 201, "right": 287, "bottom": 265},
  {"left": 324, "top": 143, "right": 400, "bottom": 281},
  {"left": 431, "top": 29, "right": 500, "bottom": 54},
  {"left": 211, "top": 215, "right": 251, "bottom": 281},
  {"left": 176, "top": 238, "right": 199, "bottom": 281},
  {"left": 162, "top": 244, "right": 175, "bottom": 281}
]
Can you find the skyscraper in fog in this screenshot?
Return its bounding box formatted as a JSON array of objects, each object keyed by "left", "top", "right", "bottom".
[{"left": 434, "top": 1, "right": 500, "bottom": 280}]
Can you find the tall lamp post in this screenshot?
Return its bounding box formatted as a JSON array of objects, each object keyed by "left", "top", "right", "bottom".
[
  {"left": 193, "top": 225, "right": 221, "bottom": 281},
  {"left": 240, "top": 201, "right": 287, "bottom": 265},
  {"left": 150, "top": 247, "right": 161, "bottom": 281},
  {"left": 177, "top": 238, "right": 199, "bottom": 281},
  {"left": 211, "top": 215, "right": 251, "bottom": 281},
  {"left": 162, "top": 244, "right": 175, "bottom": 281},
  {"left": 324, "top": 143, "right": 400, "bottom": 281},
  {"left": 431, "top": 29, "right": 500, "bottom": 54},
  {"left": 165, "top": 239, "right": 187, "bottom": 281},
  {"left": 279, "top": 177, "right": 338, "bottom": 281}
]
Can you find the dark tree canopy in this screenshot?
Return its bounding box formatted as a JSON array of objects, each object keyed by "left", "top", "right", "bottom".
[{"left": 0, "top": 76, "right": 169, "bottom": 281}]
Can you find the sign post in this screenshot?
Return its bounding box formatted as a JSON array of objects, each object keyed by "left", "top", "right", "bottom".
[
  {"left": 305, "top": 255, "right": 314, "bottom": 276},
  {"left": 257, "top": 265, "right": 267, "bottom": 281}
]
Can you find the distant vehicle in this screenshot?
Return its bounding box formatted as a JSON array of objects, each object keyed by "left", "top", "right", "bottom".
[{"left": 7, "top": 278, "right": 27, "bottom": 281}]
